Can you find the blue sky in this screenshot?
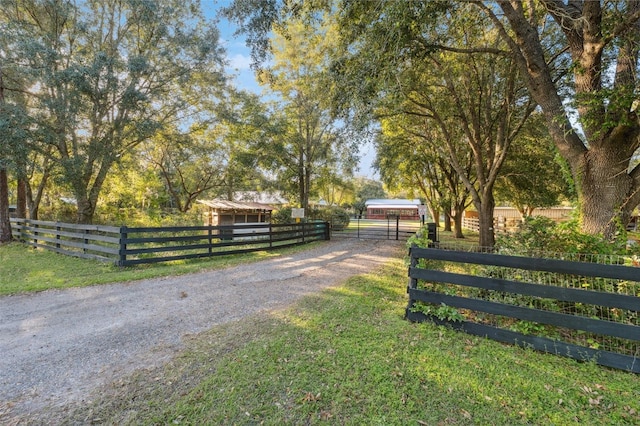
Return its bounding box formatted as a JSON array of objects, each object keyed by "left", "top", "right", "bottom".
[
  {"left": 202, "top": 0, "right": 379, "bottom": 179},
  {"left": 201, "top": 1, "right": 262, "bottom": 94}
]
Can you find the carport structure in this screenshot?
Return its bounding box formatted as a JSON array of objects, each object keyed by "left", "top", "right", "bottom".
[{"left": 198, "top": 199, "right": 274, "bottom": 226}]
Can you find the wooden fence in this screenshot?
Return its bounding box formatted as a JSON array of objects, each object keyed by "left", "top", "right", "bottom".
[
  {"left": 10, "top": 218, "right": 329, "bottom": 266},
  {"left": 461, "top": 216, "right": 517, "bottom": 234},
  {"left": 406, "top": 246, "right": 640, "bottom": 373}
]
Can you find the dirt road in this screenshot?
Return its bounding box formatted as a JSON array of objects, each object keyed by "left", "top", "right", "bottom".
[{"left": 0, "top": 238, "right": 403, "bottom": 423}]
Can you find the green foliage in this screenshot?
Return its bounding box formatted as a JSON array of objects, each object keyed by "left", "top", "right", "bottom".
[
  {"left": 1, "top": 0, "right": 228, "bottom": 223},
  {"left": 496, "top": 113, "right": 575, "bottom": 213},
  {"left": 310, "top": 206, "right": 350, "bottom": 229},
  {"left": 497, "top": 216, "right": 633, "bottom": 256},
  {"left": 356, "top": 178, "right": 386, "bottom": 199},
  {"left": 405, "top": 217, "right": 640, "bottom": 357},
  {"left": 407, "top": 225, "right": 434, "bottom": 249},
  {"left": 509, "top": 320, "right": 546, "bottom": 336},
  {"left": 94, "top": 207, "right": 202, "bottom": 227},
  {"left": 411, "top": 302, "right": 465, "bottom": 322},
  {"left": 255, "top": 15, "right": 357, "bottom": 211},
  {"left": 271, "top": 206, "right": 293, "bottom": 224}
]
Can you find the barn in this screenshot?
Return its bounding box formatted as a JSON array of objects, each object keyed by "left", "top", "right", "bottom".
[{"left": 365, "top": 199, "right": 421, "bottom": 220}]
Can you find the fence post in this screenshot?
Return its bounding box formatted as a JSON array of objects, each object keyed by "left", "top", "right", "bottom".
[
  {"left": 324, "top": 221, "right": 330, "bottom": 240},
  {"left": 83, "top": 228, "right": 89, "bottom": 254},
  {"left": 56, "top": 223, "right": 61, "bottom": 249},
  {"left": 396, "top": 215, "right": 400, "bottom": 240},
  {"left": 118, "top": 226, "right": 128, "bottom": 267},
  {"left": 208, "top": 226, "right": 213, "bottom": 256},
  {"left": 33, "top": 221, "right": 38, "bottom": 247},
  {"left": 405, "top": 245, "right": 418, "bottom": 319},
  {"left": 427, "top": 222, "right": 438, "bottom": 247},
  {"left": 269, "top": 222, "right": 273, "bottom": 248},
  {"left": 387, "top": 216, "right": 390, "bottom": 240}
]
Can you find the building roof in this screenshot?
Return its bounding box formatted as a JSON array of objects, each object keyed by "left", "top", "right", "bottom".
[
  {"left": 198, "top": 199, "right": 275, "bottom": 211},
  {"left": 365, "top": 199, "right": 421, "bottom": 209},
  {"left": 233, "top": 191, "right": 288, "bottom": 205}
]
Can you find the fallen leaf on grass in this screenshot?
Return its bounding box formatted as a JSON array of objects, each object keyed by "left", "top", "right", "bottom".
[
  {"left": 589, "top": 395, "right": 603, "bottom": 406},
  {"left": 301, "top": 392, "right": 321, "bottom": 403},
  {"left": 319, "top": 410, "right": 332, "bottom": 420}
]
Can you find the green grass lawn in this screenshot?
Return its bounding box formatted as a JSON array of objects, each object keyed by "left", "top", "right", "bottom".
[
  {"left": 437, "top": 228, "right": 481, "bottom": 248},
  {"left": 0, "top": 242, "right": 311, "bottom": 296},
  {"left": 59, "top": 252, "right": 640, "bottom": 425}
]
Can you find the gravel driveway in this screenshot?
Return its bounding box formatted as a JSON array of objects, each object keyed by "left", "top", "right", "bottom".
[{"left": 0, "top": 238, "right": 403, "bottom": 423}]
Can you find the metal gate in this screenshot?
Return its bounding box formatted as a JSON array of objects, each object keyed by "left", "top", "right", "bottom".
[{"left": 330, "top": 216, "right": 423, "bottom": 241}]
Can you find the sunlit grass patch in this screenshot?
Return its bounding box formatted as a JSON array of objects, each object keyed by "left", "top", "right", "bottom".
[
  {"left": 0, "top": 241, "right": 321, "bottom": 295},
  {"left": 62, "top": 253, "right": 640, "bottom": 425}
]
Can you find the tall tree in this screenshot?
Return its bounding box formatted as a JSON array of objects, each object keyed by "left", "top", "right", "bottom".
[
  {"left": 226, "top": 1, "right": 533, "bottom": 247},
  {"left": 3, "top": 0, "right": 226, "bottom": 223},
  {"left": 363, "top": 8, "right": 535, "bottom": 247},
  {"left": 377, "top": 115, "right": 472, "bottom": 238},
  {"left": 0, "top": 66, "right": 31, "bottom": 241},
  {"left": 143, "top": 128, "right": 226, "bottom": 213},
  {"left": 212, "top": 90, "right": 274, "bottom": 200},
  {"left": 315, "top": 172, "right": 354, "bottom": 207},
  {"left": 0, "top": 66, "right": 10, "bottom": 242},
  {"left": 482, "top": 1, "right": 640, "bottom": 237},
  {"left": 258, "top": 17, "right": 356, "bottom": 212}
]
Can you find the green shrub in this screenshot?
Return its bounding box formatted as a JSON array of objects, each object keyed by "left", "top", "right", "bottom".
[
  {"left": 407, "top": 226, "right": 433, "bottom": 249},
  {"left": 497, "top": 216, "right": 634, "bottom": 256},
  {"left": 271, "top": 207, "right": 293, "bottom": 224},
  {"left": 93, "top": 207, "right": 202, "bottom": 227},
  {"left": 312, "top": 206, "right": 350, "bottom": 229}
]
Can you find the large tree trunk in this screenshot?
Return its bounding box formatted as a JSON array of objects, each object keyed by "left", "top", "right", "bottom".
[
  {"left": 452, "top": 212, "right": 464, "bottom": 239},
  {"left": 0, "top": 67, "right": 10, "bottom": 242},
  {"left": 76, "top": 197, "right": 95, "bottom": 224},
  {"left": 579, "top": 146, "right": 635, "bottom": 238},
  {"left": 70, "top": 157, "right": 113, "bottom": 224},
  {"left": 0, "top": 168, "right": 12, "bottom": 242},
  {"left": 496, "top": 1, "right": 640, "bottom": 237},
  {"left": 16, "top": 177, "right": 27, "bottom": 219},
  {"left": 26, "top": 152, "right": 53, "bottom": 220},
  {"left": 452, "top": 199, "right": 466, "bottom": 239},
  {"left": 26, "top": 175, "right": 46, "bottom": 220},
  {"left": 476, "top": 195, "right": 496, "bottom": 249},
  {"left": 443, "top": 210, "right": 453, "bottom": 233},
  {"left": 73, "top": 177, "right": 104, "bottom": 224}
]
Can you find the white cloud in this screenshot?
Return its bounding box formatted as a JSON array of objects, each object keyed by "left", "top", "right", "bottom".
[{"left": 228, "top": 53, "right": 252, "bottom": 71}]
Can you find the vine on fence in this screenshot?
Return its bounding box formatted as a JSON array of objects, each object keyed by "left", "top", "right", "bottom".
[{"left": 408, "top": 218, "right": 640, "bottom": 356}]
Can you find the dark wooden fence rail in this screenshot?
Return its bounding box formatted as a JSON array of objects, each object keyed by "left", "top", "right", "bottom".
[
  {"left": 118, "top": 222, "right": 329, "bottom": 266},
  {"left": 9, "top": 218, "right": 121, "bottom": 262},
  {"left": 10, "top": 219, "right": 329, "bottom": 266},
  {"left": 406, "top": 246, "right": 640, "bottom": 373}
]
